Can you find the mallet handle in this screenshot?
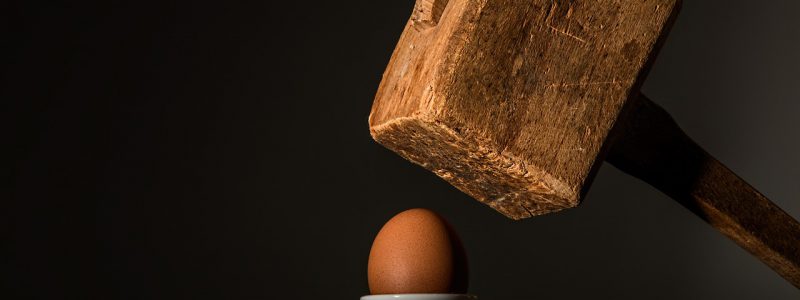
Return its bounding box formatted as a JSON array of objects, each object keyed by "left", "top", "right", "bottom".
[{"left": 607, "top": 94, "right": 800, "bottom": 288}]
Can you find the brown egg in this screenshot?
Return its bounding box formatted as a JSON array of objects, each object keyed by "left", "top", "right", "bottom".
[{"left": 367, "top": 208, "right": 468, "bottom": 294}]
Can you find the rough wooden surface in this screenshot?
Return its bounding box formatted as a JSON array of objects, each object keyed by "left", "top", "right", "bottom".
[
  {"left": 369, "top": 0, "right": 680, "bottom": 218},
  {"left": 608, "top": 94, "right": 800, "bottom": 289}
]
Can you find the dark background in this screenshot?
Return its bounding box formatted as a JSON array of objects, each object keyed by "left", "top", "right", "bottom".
[{"left": 5, "top": 0, "right": 799, "bottom": 299}]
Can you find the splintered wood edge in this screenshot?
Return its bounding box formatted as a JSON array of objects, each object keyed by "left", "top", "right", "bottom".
[{"left": 370, "top": 115, "right": 578, "bottom": 220}]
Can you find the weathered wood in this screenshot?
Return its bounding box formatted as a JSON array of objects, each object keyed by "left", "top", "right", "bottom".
[
  {"left": 608, "top": 94, "right": 800, "bottom": 288},
  {"left": 411, "top": 0, "right": 450, "bottom": 29},
  {"left": 369, "top": 0, "right": 680, "bottom": 218}
]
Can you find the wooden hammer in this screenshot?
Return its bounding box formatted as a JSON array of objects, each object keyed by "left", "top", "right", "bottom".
[{"left": 368, "top": 0, "right": 800, "bottom": 288}]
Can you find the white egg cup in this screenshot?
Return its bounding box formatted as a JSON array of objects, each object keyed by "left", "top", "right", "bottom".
[{"left": 361, "top": 294, "right": 477, "bottom": 300}]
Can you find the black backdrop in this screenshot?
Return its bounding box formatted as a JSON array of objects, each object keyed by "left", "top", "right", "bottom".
[{"left": 6, "top": 0, "right": 800, "bottom": 299}]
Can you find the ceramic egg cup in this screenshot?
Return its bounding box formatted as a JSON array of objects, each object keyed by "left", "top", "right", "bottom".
[{"left": 361, "top": 294, "right": 477, "bottom": 300}]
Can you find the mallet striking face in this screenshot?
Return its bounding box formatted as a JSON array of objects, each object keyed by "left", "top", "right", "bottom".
[{"left": 369, "top": 0, "right": 800, "bottom": 288}]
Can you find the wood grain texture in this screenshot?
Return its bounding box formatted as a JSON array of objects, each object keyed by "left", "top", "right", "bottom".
[
  {"left": 411, "top": 0, "right": 451, "bottom": 29},
  {"left": 608, "top": 94, "right": 800, "bottom": 289},
  {"left": 369, "top": 0, "right": 680, "bottom": 219}
]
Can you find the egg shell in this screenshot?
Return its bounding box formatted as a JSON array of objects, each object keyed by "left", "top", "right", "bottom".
[{"left": 367, "top": 208, "right": 468, "bottom": 294}]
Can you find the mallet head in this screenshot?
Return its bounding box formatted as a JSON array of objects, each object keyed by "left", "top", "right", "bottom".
[{"left": 369, "top": 0, "right": 680, "bottom": 219}]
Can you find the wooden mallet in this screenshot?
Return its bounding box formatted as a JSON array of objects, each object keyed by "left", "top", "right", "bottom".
[{"left": 368, "top": 0, "right": 800, "bottom": 288}]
